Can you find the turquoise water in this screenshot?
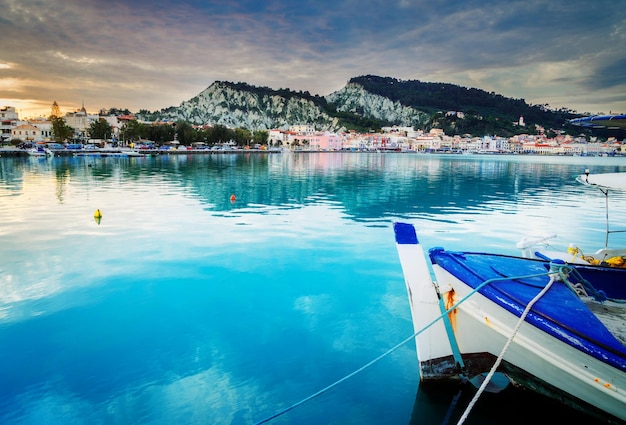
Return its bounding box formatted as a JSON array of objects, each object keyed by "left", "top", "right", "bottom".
[{"left": 1, "top": 152, "right": 625, "bottom": 424}]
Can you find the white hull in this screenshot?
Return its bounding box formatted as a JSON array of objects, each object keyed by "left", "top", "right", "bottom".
[
  {"left": 395, "top": 223, "right": 626, "bottom": 422},
  {"left": 27, "top": 147, "right": 53, "bottom": 157},
  {"left": 431, "top": 263, "right": 626, "bottom": 421}
]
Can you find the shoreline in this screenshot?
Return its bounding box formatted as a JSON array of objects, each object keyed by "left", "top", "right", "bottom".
[
  {"left": 0, "top": 147, "right": 624, "bottom": 158},
  {"left": 0, "top": 147, "right": 282, "bottom": 157}
]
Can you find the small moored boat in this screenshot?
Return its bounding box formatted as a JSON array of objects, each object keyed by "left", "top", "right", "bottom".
[
  {"left": 393, "top": 221, "right": 626, "bottom": 423},
  {"left": 27, "top": 146, "right": 52, "bottom": 156}
]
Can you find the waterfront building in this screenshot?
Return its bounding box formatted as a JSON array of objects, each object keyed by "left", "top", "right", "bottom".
[
  {"left": 64, "top": 105, "right": 91, "bottom": 140},
  {"left": 342, "top": 134, "right": 364, "bottom": 151},
  {"left": 29, "top": 117, "right": 53, "bottom": 141},
  {"left": 414, "top": 135, "right": 439, "bottom": 152},
  {"left": 289, "top": 124, "right": 315, "bottom": 135},
  {"left": 381, "top": 126, "right": 416, "bottom": 136},
  {"left": 307, "top": 131, "right": 345, "bottom": 151},
  {"left": 0, "top": 106, "right": 21, "bottom": 144},
  {"left": 507, "top": 138, "right": 525, "bottom": 154},
  {"left": 268, "top": 129, "right": 288, "bottom": 148},
  {"left": 12, "top": 124, "right": 45, "bottom": 142}
]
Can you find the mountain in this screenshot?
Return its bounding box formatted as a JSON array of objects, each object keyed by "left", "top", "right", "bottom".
[
  {"left": 143, "top": 81, "right": 340, "bottom": 131},
  {"left": 345, "top": 75, "right": 573, "bottom": 128},
  {"left": 138, "top": 75, "right": 582, "bottom": 136},
  {"left": 326, "top": 80, "right": 430, "bottom": 128}
]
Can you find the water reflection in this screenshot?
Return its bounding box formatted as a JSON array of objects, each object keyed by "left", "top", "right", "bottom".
[
  {"left": 1, "top": 152, "right": 626, "bottom": 424},
  {"left": 410, "top": 382, "right": 608, "bottom": 425},
  {"left": 3, "top": 153, "right": 626, "bottom": 254},
  {"left": 3, "top": 153, "right": 626, "bottom": 218}
]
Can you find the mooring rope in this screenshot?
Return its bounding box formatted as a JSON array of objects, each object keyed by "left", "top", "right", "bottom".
[
  {"left": 253, "top": 330, "right": 418, "bottom": 425},
  {"left": 253, "top": 269, "right": 558, "bottom": 425},
  {"left": 456, "top": 271, "right": 559, "bottom": 425}
]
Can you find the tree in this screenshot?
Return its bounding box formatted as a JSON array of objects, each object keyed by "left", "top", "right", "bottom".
[
  {"left": 233, "top": 128, "right": 251, "bottom": 146},
  {"left": 144, "top": 123, "right": 175, "bottom": 144},
  {"left": 48, "top": 101, "right": 76, "bottom": 142},
  {"left": 51, "top": 116, "right": 73, "bottom": 142},
  {"left": 120, "top": 119, "right": 143, "bottom": 143},
  {"left": 253, "top": 130, "right": 268, "bottom": 145},
  {"left": 50, "top": 101, "right": 61, "bottom": 119},
  {"left": 175, "top": 121, "right": 196, "bottom": 145},
  {"left": 106, "top": 107, "right": 131, "bottom": 116},
  {"left": 204, "top": 125, "right": 232, "bottom": 145},
  {"left": 88, "top": 118, "right": 113, "bottom": 140}
]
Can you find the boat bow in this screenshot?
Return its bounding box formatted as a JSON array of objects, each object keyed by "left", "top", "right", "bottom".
[{"left": 393, "top": 221, "right": 626, "bottom": 423}]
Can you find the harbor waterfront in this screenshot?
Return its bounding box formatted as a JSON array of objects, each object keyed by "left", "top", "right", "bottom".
[
  {"left": 0, "top": 146, "right": 282, "bottom": 157},
  {"left": 1, "top": 152, "right": 625, "bottom": 424}
]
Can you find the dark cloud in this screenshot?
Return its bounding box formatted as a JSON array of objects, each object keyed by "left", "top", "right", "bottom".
[
  {"left": 585, "top": 57, "right": 626, "bottom": 90},
  {"left": 1, "top": 0, "right": 624, "bottom": 116}
]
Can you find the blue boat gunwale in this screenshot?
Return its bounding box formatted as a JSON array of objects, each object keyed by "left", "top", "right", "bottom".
[{"left": 428, "top": 248, "right": 626, "bottom": 371}]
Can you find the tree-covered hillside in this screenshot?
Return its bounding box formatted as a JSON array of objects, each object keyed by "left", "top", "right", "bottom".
[{"left": 348, "top": 75, "right": 581, "bottom": 135}]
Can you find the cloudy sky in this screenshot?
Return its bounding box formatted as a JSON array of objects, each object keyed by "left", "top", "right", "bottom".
[{"left": 2, "top": 0, "right": 625, "bottom": 119}]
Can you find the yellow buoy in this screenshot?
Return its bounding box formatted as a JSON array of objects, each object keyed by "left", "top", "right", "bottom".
[{"left": 94, "top": 209, "right": 102, "bottom": 218}]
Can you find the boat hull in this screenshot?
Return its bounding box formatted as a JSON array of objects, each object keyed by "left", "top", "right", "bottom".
[
  {"left": 394, "top": 222, "right": 626, "bottom": 423},
  {"left": 431, "top": 262, "right": 625, "bottom": 422}
]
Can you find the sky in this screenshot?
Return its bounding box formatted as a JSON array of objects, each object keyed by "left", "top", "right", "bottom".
[{"left": 1, "top": 0, "right": 625, "bottom": 119}]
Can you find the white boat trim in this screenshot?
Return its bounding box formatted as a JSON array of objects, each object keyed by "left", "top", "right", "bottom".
[
  {"left": 577, "top": 170, "right": 626, "bottom": 191},
  {"left": 520, "top": 171, "right": 626, "bottom": 263}
]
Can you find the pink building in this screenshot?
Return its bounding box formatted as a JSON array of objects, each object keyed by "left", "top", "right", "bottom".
[{"left": 307, "top": 132, "right": 344, "bottom": 151}]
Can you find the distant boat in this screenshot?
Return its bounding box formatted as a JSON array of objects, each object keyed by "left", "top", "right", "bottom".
[
  {"left": 72, "top": 149, "right": 145, "bottom": 157},
  {"left": 393, "top": 221, "right": 626, "bottom": 423},
  {"left": 119, "top": 149, "right": 145, "bottom": 157},
  {"left": 27, "top": 146, "right": 52, "bottom": 156}
]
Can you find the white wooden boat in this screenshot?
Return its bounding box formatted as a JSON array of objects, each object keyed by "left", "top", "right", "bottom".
[{"left": 393, "top": 221, "right": 626, "bottom": 423}]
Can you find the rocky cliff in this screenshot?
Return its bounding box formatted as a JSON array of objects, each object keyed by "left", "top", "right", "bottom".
[{"left": 150, "top": 81, "right": 339, "bottom": 130}]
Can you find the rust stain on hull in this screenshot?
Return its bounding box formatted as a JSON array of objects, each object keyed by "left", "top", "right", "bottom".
[{"left": 444, "top": 289, "right": 458, "bottom": 331}]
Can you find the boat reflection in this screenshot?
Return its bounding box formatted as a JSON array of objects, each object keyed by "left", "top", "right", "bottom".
[{"left": 409, "top": 382, "right": 609, "bottom": 425}]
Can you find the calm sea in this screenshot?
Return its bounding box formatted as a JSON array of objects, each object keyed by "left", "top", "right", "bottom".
[{"left": 1, "top": 152, "right": 625, "bottom": 425}]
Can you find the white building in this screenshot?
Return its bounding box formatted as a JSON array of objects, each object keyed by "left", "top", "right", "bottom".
[
  {"left": 64, "top": 104, "right": 96, "bottom": 140},
  {"left": 12, "top": 124, "right": 45, "bottom": 142},
  {"left": 0, "top": 106, "right": 20, "bottom": 143},
  {"left": 29, "top": 117, "right": 54, "bottom": 141},
  {"left": 289, "top": 124, "right": 315, "bottom": 135},
  {"left": 268, "top": 129, "right": 287, "bottom": 147}
]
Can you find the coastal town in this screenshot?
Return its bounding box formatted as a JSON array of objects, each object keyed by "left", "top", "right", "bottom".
[{"left": 1, "top": 105, "right": 624, "bottom": 156}]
